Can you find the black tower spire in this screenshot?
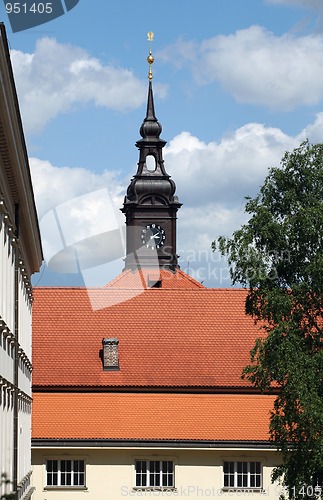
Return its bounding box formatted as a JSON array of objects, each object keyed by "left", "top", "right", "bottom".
[{"left": 122, "top": 34, "right": 181, "bottom": 271}]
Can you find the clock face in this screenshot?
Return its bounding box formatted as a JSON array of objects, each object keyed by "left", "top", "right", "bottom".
[{"left": 141, "top": 224, "right": 166, "bottom": 249}]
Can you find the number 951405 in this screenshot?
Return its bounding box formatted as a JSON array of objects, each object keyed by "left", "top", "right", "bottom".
[{"left": 6, "top": 3, "right": 53, "bottom": 14}]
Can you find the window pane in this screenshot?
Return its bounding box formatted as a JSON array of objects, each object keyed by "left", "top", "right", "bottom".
[
  {"left": 237, "top": 467, "right": 242, "bottom": 488},
  {"left": 135, "top": 461, "right": 146, "bottom": 487},
  {"left": 60, "top": 460, "right": 70, "bottom": 486},
  {"left": 47, "top": 474, "right": 53, "bottom": 486},
  {"left": 73, "top": 460, "right": 85, "bottom": 486},
  {"left": 162, "top": 461, "right": 174, "bottom": 487},
  {"left": 150, "top": 461, "right": 160, "bottom": 473},
  {"left": 250, "top": 462, "right": 261, "bottom": 488},
  {"left": 237, "top": 462, "right": 248, "bottom": 488},
  {"left": 46, "top": 460, "right": 58, "bottom": 486},
  {"left": 150, "top": 461, "right": 160, "bottom": 487},
  {"left": 224, "top": 462, "right": 234, "bottom": 488},
  {"left": 137, "top": 461, "right": 144, "bottom": 473}
]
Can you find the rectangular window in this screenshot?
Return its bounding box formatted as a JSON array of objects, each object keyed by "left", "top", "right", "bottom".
[
  {"left": 135, "top": 460, "right": 174, "bottom": 489},
  {"left": 46, "top": 460, "right": 85, "bottom": 487},
  {"left": 223, "top": 462, "right": 262, "bottom": 489}
]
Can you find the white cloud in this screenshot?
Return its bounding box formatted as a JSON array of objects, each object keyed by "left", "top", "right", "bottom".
[
  {"left": 11, "top": 38, "right": 167, "bottom": 134},
  {"left": 30, "top": 158, "right": 126, "bottom": 282},
  {"left": 177, "top": 204, "right": 248, "bottom": 285},
  {"left": 30, "top": 157, "right": 124, "bottom": 218},
  {"left": 159, "top": 26, "right": 323, "bottom": 110},
  {"left": 300, "top": 112, "right": 323, "bottom": 142},
  {"left": 164, "top": 124, "right": 297, "bottom": 208}
]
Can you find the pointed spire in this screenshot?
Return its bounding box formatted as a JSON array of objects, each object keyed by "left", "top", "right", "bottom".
[
  {"left": 140, "top": 81, "right": 162, "bottom": 140},
  {"left": 146, "top": 80, "right": 156, "bottom": 120},
  {"left": 139, "top": 32, "right": 162, "bottom": 141}
]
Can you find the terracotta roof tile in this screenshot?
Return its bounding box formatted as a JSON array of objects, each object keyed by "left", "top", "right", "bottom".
[
  {"left": 32, "top": 270, "right": 261, "bottom": 388},
  {"left": 105, "top": 268, "right": 205, "bottom": 289},
  {"left": 32, "top": 392, "right": 274, "bottom": 441}
]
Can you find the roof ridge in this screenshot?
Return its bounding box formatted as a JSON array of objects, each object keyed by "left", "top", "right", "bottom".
[
  {"left": 175, "top": 269, "right": 205, "bottom": 288},
  {"left": 104, "top": 269, "right": 133, "bottom": 288}
]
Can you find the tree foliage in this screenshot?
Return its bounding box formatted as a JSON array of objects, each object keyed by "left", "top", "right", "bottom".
[{"left": 213, "top": 141, "right": 323, "bottom": 498}]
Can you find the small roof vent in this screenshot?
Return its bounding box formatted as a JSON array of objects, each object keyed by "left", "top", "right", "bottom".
[{"left": 102, "top": 338, "right": 119, "bottom": 371}]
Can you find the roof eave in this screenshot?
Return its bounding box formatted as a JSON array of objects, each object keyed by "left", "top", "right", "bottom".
[{"left": 32, "top": 438, "right": 275, "bottom": 449}]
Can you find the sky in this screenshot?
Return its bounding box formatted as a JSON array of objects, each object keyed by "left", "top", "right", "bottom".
[{"left": 2, "top": 0, "right": 323, "bottom": 288}]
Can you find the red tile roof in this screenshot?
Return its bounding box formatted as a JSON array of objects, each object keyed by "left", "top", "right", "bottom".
[
  {"left": 32, "top": 271, "right": 262, "bottom": 389},
  {"left": 32, "top": 392, "right": 274, "bottom": 441},
  {"left": 105, "top": 268, "right": 205, "bottom": 289}
]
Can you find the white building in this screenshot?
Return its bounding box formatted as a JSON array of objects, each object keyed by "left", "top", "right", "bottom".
[{"left": 0, "top": 23, "right": 43, "bottom": 500}]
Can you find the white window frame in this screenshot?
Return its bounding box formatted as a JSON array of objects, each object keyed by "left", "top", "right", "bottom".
[
  {"left": 223, "top": 461, "right": 262, "bottom": 490},
  {"left": 134, "top": 459, "right": 175, "bottom": 490},
  {"left": 45, "top": 459, "right": 86, "bottom": 488}
]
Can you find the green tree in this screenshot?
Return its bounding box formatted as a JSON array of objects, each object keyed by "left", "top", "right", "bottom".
[{"left": 213, "top": 140, "right": 323, "bottom": 498}]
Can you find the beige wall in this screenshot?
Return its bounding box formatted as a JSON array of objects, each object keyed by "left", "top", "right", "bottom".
[{"left": 32, "top": 447, "right": 282, "bottom": 500}]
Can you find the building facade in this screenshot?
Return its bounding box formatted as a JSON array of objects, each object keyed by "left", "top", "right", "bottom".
[
  {"left": 32, "top": 447, "right": 281, "bottom": 499},
  {"left": 0, "top": 23, "right": 43, "bottom": 500},
  {"left": 31, "top": 281, "right": 281, "bottom": 499},
  {"left": 31, "top": 52, "right": 281, "bottom": 499}
]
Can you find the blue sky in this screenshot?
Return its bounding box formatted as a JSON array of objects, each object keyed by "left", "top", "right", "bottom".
[{"left": 2, "top": 0, "right": 323, "bottom": 287}]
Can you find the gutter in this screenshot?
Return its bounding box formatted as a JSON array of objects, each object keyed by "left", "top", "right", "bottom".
[{"left": 31, "top": 438, "right": 276, "bottom": 450}]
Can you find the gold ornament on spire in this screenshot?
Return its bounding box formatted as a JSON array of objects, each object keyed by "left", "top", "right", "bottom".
[{"left": 147, "top": 31, "right": 154, "bottom": 80}]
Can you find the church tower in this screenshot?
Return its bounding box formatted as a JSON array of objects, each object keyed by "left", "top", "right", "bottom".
[{"left": 122, "top": 34, "right": 181, "bottom": 271}]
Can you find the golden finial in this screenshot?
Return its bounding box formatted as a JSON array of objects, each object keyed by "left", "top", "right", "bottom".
[{"left": 147, "top": 31, "right": 154, "bottom": 80}]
